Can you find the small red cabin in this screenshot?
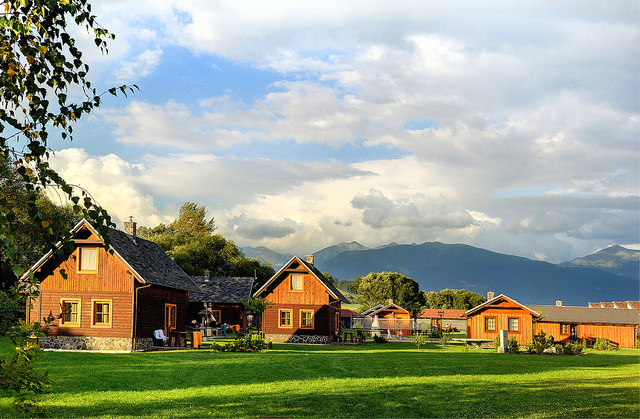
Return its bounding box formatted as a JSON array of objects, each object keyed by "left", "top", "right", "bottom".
[
  {"left": 24, "top": 219, "right": 199, "bottom": 351},
  {"left": 253, "top": 255, "right": 349, "bottom": 344}
]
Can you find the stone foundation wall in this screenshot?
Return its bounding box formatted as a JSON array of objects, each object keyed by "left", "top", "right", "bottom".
[
  {"left": 265, "top": 334, "right": 329, "bottom": 344},
  {"left": 39, "top": 336, "right": 133, "bottom": 351},
  {"left": 135, "top": 338, "right": 153, "bottom": 351}
]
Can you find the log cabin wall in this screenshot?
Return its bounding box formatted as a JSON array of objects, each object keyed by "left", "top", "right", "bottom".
[
  {"left": 261, "top": 266, "right": 340, "bottom": 343},
  {"left": 263, "top": 304, "right": 331, "bottom": 336},
  {"left": 135, "top": 285, "right": 189, "bottom": 340},
  {"left": 466, "top": 300, "right": 535, "bottom": 345},
  {"left": 535, "top": 322, "right": 637, "bottom": 348},
  {"left": 534, "top": 322, "right": 562, "bottom": 341},
  {"left": 265, "top": 271, "right": 330, "bottom": 306},
  {"left": 28, "top": 242, "right": 135, "bottom": 339}
]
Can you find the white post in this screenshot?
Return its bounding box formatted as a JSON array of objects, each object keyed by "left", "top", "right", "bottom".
[{"left": 498, "top": 330, "right": 508, "bottom": 353}]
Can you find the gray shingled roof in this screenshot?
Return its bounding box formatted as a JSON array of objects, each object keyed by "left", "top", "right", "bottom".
[
  {"left": 189, "top": 276, "right": 254, "bottom": 304},
  {"left": 105, "top": 227, "right": 200, "bottom": 292},
  {"left": 529, "top": 305, "right": 640, "bottom": 325}
]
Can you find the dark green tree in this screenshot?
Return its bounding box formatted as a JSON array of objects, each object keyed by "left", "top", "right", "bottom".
[
  {"left": 1, "top": 2, "right": 134, "bottom": 413},
  {"left": 138, "top": 202, "right": 274, "bottom": 285},
  {"left": 169, "top": 201, "right": 216, "bottom": 235},
  {"left": 423, "top": 289, "right": 485, "bottom": 310},
  {"left": 322, "top": 272, "right": 337, "bottom": 286},
  {"left": 355, "top": 272, "right": 424, "bottom": 312}
]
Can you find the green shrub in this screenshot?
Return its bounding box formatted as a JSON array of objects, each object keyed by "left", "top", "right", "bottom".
[
  {"left": 373, "top": 335, "right": 387, "bottom": 343},
  {"left": 441, "top": 331, "right": 452, "bottom": 347},
  {"left": 563, "top": 340, "right": 585, "bottom": 355},
  {"left": 593, "top": 337, "right": 616, "bottom": 351},
  {"left": 528, "top": 331, "right": 554, "bottom": 354},
  {"left": 212, "top": 334, "right": 269, "bottom": 352},
  {"left": 0, "top": 292, "right": 24, "bottom": 336},
  {"left": 508, "top": 337, "right": 520, "bottom": 354},
  {"left": 553, "top": 344, "right": 564, "bottom": 354},
  {"left": 411, "top": 332, "right": 427, "bottom": 349}
]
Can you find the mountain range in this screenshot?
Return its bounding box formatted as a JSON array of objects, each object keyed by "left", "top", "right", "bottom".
[{"left": 243, "top": 242, "right": 639, "bottom": 306}]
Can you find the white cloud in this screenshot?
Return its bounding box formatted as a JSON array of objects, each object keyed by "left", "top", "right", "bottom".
[
  {"left": 115, "top": 48, "right": 163, "bottom": 83},
  {"left": 41, "top": 1, "right": 638, "bottom": 263},
  {"left": 45, "top": 149, "right": 171, "bottom": 229}
]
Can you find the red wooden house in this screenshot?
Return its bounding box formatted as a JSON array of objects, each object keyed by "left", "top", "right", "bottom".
[
  {"left": 465, "top": 295, "right": 538, "bottom": 346},
  {"left": 24, "top": 219, "right": 199, "bottom": 351},
  {"left": 253, "top": 255, "right": 349, "bottom": 344},
  {"left": 465, "top": 294, "right": 640, "bottom": 348}
]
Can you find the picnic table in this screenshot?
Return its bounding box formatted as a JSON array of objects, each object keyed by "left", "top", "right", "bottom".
[{"left": 169, "top": 330, "right": 188, "bottom": 347}]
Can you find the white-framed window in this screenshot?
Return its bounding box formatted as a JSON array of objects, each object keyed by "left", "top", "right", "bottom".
[
  {"left": 78, "top": 247, "right": 98, "bottom": 272},
  {"left": 508, "top": 317, "right": 519, "bottom": 332},
  {"left": 290, "top": 274, "right": 303, "bottom": 291}
]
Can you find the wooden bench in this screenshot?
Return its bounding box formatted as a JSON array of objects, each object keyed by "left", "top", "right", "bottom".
[{"left": 453, "top": 338, "right": 494, "bottom": 348}]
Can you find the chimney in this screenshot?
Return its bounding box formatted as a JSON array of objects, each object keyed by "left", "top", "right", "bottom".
[
  {"left": 487, "top": 290, "right": 495, "bottom": 301},
  {"left": 124, "top": 216, "right": 137, "bottom": 240},
  {"left": 556, "top": 300, "right": 562, "bottom": 307},
  {"left": 306, "top": 254, "right": 314, "bottom": 266},
  {"left": 204, "top": 269, "right": 210, "bottom": 281}
]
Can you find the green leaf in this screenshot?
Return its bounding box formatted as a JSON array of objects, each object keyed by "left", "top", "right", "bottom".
[{"left": 12, "top": 266, "right": 25, "bottom": 278}]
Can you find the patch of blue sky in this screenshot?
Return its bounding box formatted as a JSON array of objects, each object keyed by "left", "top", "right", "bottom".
[
  {"left": 133, "top": 46, "right": 283, "bottom": 107},
  {"left": 218, "top": 138, "right": 408, "bottom": 163},
  {"left": 403, "top": 119, "right": 439, "bottom": 130}
]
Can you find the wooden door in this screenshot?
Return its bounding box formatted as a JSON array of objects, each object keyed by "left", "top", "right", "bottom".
[{"left": 165, "top": 304, "right": 177, "bottom": 334}]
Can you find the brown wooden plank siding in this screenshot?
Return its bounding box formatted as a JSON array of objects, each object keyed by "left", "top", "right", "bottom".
[
  {"left": 263, "top": 304, "right": 331, "bottom": 336},
  {"left": 28, "top": 243, "right": 136, "bottom": 338},
  {"left": 466, "top": 300, "right": 535, "bottom": 345},
  {"left": 35, "top": 246, "right": 134, "bottom": 293},
  {"left": 264, "top": 271, "right": 330, "bottom": 306},
  {"left": 30, "top": 290, "right": 133, "bottom": 338},
  {"left": 536, "top": 322, "right": 637, "bottom": 348},
  {"left": 261, "top": 266, "right": 340, "bottom": 340}
]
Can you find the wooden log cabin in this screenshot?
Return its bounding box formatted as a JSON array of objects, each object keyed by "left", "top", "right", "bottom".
[
  {"left": 24, "top": 219, "right": 199, "bottom": 351},
  {"left": 465, "top": 294, "right": 640, "bottom": 348},
  {"left": 253, "top": 255, "right": 349, "bottom": 344}
]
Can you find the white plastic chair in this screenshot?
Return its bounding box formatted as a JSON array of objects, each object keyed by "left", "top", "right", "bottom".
[{"left": 153, "top": 329, "right": 169, "bottom": 345}]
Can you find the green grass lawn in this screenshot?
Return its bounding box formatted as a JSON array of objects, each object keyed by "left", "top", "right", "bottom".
[{"left": 1, "top": 338, "right": 638, "bottom": 418}]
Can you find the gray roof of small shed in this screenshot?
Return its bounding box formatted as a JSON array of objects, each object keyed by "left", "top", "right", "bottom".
[
  {"left": 189, "top": 276, "right": 254, "bottom": 304},
  {"left": 529, "top": 304, "right": 640, "bottom": 326}
]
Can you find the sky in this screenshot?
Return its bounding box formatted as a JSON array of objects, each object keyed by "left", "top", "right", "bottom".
[{"left": 35, "top": 1, "right": 639, "bottom": 263}]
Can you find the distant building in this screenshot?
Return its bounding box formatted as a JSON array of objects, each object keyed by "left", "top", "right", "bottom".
[{"left": 466, "top": 294, "right": 640, "bottom": 348}]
